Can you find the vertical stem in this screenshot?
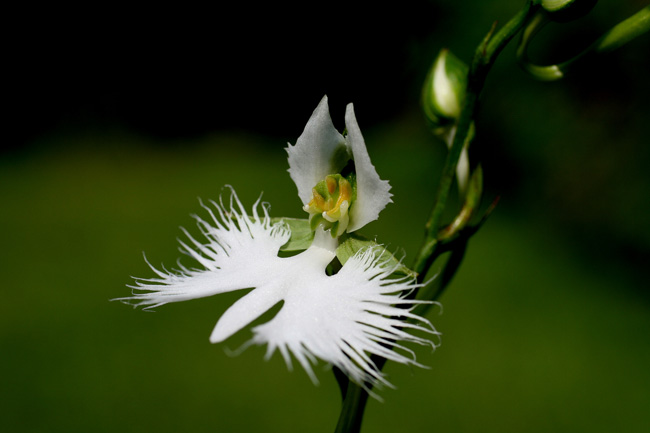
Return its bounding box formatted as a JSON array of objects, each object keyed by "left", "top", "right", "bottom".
[
  {"left": 334, "top": 358, "right": 386, "bottom": 433},
  {"left": 412, "top": 0, "right": 536, "bottom": 280},
  {"left": 332, "top": 2, "right": 537, "bottom": 432},
  {"left": 333, "top": 382, "right": 371, "bottom": 433}
]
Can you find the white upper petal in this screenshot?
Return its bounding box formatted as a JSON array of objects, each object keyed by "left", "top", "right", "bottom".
[
  {"left": 287, "top": 97, "right": 392, "bottom": 232},
  {"left": 286, "top": 96, "right": 347, "bottom": 205},
  {"left": 344, "top": 104, "right": 393, "bottom": 232}
]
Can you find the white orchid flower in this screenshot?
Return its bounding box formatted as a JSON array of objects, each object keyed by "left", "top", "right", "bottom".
[
  {"left": 120, "top": 96, "right": 437, "bottom": 392},
  {"left": 287, "top": 96, "right": 393, "bottom": 236}
]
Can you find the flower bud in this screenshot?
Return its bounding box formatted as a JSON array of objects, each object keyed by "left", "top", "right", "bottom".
[
  {"left": 422, "top": 49, "right": 468, "bottom": 127},
  {"left": 540, "top": 0, "right": 598, "bottom": 23}
]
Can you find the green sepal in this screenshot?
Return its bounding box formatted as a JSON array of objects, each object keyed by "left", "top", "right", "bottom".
[
  {"left": 336, "top": 233, "right": 417, "bottom": 278},
  {"left": 271, "top": 217, "right": 314, "bottom": 251}
]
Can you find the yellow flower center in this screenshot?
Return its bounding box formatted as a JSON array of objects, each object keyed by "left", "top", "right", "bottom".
[{"left": 303, "top": 174, "right": 355, "bottom": 237}]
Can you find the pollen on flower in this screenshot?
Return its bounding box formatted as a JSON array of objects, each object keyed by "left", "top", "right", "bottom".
[{"left": 303, "top": 174, "right": 355, "bottom": 237}]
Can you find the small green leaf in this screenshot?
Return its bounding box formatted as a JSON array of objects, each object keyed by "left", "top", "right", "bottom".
[
  {"left": 336, "top": 233, "right": 417, "bottom": 278},
  {"left": 272, "top": 218, "right": 314, "bottom": 251}
]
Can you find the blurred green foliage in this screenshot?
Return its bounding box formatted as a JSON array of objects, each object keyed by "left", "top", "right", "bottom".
[{"left": 2, "top": 0, "right": 649, "bottom": 432}]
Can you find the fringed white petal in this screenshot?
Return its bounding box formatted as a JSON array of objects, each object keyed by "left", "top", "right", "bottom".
[
  {"left": 120, "top": 188, "right": 290, "bottom": 314},
  {"left": 344, "top": 104, "right": 393, "bottom": 232},
  {"left": 251, "top": 245, "right": 438, "bottom": 391},
  {"left": 286, "top": 95, "right": 347, "bottom": 205},
  {"left": 121, "top": 189, "right": 435, "bottom": 395}
]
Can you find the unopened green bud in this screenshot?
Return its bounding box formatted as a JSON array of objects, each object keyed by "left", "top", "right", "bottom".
[
  {"left": 422, "top": 49, "right": 468, "bottom": 127},
  {"left": 540, "top": 0, "right": 598, "bottom": 23}
]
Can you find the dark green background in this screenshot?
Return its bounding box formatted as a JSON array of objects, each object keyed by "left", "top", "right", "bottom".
[{"left": 3, "top": 1, "right": 649, "bottom": 432}]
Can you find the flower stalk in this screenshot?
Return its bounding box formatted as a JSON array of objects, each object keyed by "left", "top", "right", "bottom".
[
  {"left": 332, "top": 1, "right": 649, "bottom": 431},
  {"left": 413, "top": 0, "right": 536, "bottom": 281},
  {"left": 517, "top": 5, "right": 650, "bottom": 81},
  {"left": 332, "top": 3, "right": 538, "bottom": 432}
]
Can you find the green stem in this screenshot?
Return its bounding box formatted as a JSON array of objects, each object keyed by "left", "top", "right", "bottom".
[
  {"left": 331, "top": 3, "right": 537, "bottom": 433},
  {"left": 518, "top": 6, "right": 650, "bottom": 81},
  {"left": 413, "top": 239, "right": 468, "bottom": 318},
  {"left": 333, "top": 374, "right": 374, "bottom": 433},
  {"left": 412, "top": 0, "right": 536, "bottom": 280}
]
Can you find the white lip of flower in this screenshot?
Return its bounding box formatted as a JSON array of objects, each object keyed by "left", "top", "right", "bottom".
[{"left": 118, "top": 97, "right": 438, "bottom": 394}]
